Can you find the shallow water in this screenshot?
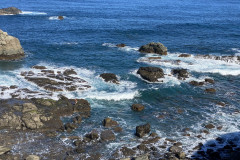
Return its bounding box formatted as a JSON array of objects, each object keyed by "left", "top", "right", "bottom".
[{"left": 0, "top": 0, "right": 240, "bottom": 159}]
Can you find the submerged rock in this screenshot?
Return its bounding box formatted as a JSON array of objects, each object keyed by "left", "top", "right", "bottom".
[
  {"left": 0, "top": 29, "right": 24, "bottom": 60},
  {"left": 136, "top": 123, "right": 151, "bottom": 138},
  {"left": 171, "top": 68, "right": 189, "bottom": 80},
  {"left": 139, "top": 42, "right": 167, "bottom": 55},
  {"left": 100, "top": 73, "right": 119, "bottom": 84},
  {"left": 137, "top": 67, "right": 164, "bottom": 82},
  {"left": 205, "top": 88, "right": 216, "bottom": 93},
  {"left": 0, "top": 7, "right": 22, "bottom": 15},
  {"left": 116, "top": 43, "right": 126, "bottom": 47},
  {"left": 205, "top": 78, "right": 215, "bottom": 84},
  {"left": 58, "top": 16, "right": 64, "bottom": 20},
  {"left": 100, "top": 130, "right": 116, "bottom": 141},
  {"left": 131, "top": 104, "right": 145, "bottom": 111},
  {"left": 189, "top": 81, "right": 204, "bottom": 86}
]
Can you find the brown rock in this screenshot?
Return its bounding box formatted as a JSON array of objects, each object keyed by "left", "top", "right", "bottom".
[
  {"left": 0, "top": 7, "right": 22, "bottom": 15},
  {"left": 205, "top": 124, "right": 215, "bottom": 129},
  {"left": 205, "top": 78, "right": 215, "bottom": 84},
  {"left": 103, "top": 117, "right": 118, "bottom": 127},
  {"left": 58, "top": 16, "right": 64, "bottom": 20},
  {"left": 100, "top": 73, "right": 119, "bottom": 84},
  {"left": 178, "top": 54, "right": 191, "bottom": 57},
  {"left": 139, "top": 42, "right": 167, "bottom": 55},
  {"left": 205, "top": 88, "right": 216, "bottom": 93},
  {"left": 131, "top": 104, "right": 145, "bottom": 111},
  {"left": 100, "top": 130, "right": 116, "bottom": 141},
  {"left": 116, "top": 43, "right": 126, "bottom": 47},
  {"left": 137, "top": 67, "right": 164, "bottom": 82},
  {"left": 32, "top": 66, "right": 47, "bottom": 69},
  {"left": 136, "top": 123, "right": 151, "bottom": 138}
]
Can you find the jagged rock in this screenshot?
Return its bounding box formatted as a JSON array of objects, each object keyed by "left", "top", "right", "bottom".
[
  {"left": 22, "top": 112, "right": 44, "bottom": 129},
  {"left": 137, "top": 144, "right": 150, "bottom": 152},
  {"left": 32, "top": 66, "right": 47, "bottom": 70},
  {"left": 205, "top": 88, "right": 216, "bottom": 93},
  {"left": 0, "top": 112, "right": 22, "bottom": 129},
  {"left": 0, "top": 29, "right": 24, "bottom": 60},
  {"left": 137, "top": 67, "right": 164, "bottom": 82},
  {"left": 178, "top": 54, "right": 191, "bottom": 57},
  {"left": 189, "top": 81, "right": 204, "bottom": 86},
  {"left": 63, "top": 69, "right": 77, "bottom": 76},
  {"left": 0, "top": 146, "right": 11, "bottom": 155},
  {"left": 103, "top": 117, "right": 118, "bottom": 127},
  {"left": 169, "top": 145, "right": 183, "bottom": 153},
  {"left": 25, "top": 155, "right": 40, "bottom": 160},
  {"left": 139, "top": 42, "right": 167, "bottom": 55},
  {"left": 116, "top": 43, "right": 126, "bottom": 47},
  {"left": 0, "top": 7, "right": 22, "bottom": 15},
  {"left": 64, "top": 123, "right": 77, "bottom": 132},
  {"left": 131, "top": 104, "right": 145, "bottom": 111},
  {"left": 100, "top": 73, "right": 119, "bottom": 84},
  {"left": 172, "top": 69, "right": 189, "bottom": 80},
  {"left": 22, "top": 103, "right": 38, "bottom": 113},
  {"left": 120, "top": 147, "right": 136, "bottom": 157},
  {"left": 136, "top": 123, "right": 151, "bottom": 138},
  {"left": 100, "top": 130, "right": 116, "bottom": 141},
  {"left": 85, "top": 129, "right": 99, "bottom": 140},
  {"left": 205, "top": 78, "right": 215, "bottom": 84}
]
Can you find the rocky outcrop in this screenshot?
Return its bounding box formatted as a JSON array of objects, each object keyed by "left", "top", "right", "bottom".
[
  {"left": 137, "top": 67, "right": 164, "bottom": 82},
  {"left": 139, "top": 42, "right": 167, "bottom": 55},
  {"left": 0, "top": 7, "right": 22, "bottom": 15},
  {"left": 195, "top": 54, "right": 240, "bottom": 64},
  {"left": 0, "top": 29, "right": 24, "bottom": 60},
  {"left": 100, "top": 73, "right": 119, "bottom": 84},
  {"left": 131, "top": 104, "right": 145, "bottom": 111},
  {"left": 171, "top": 68, "right": 189, "bottom": 80},
  {"left": 103, "top": 117, "right": 118, "bottom": 127},
  {"left": 116, "top": 43, "right": 126, "bottom": 47},
  {"left": 136, "top": 123, "right": 151, "bottom": 138}
]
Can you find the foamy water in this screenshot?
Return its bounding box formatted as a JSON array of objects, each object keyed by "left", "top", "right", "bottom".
[{"left": 20, "top": 11, "right": 47, "bottom": 15}]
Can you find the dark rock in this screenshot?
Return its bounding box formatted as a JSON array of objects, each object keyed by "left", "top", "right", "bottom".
[
  {"left": 150, "top": 132, "right": 158, "bottom": 137},
  {"left": 137, "top": 144, "right": 150, "bottom": 152},
  {"left": 136, "top": 123, "right": 151, "bottom": 138},
  {"left": 142, "top": 137, "right": 160, "bottom": 144},
  {"left": 116, "top": 43, "right": 126, "bottom": 47},
  {"left": 9, "top": 85, "right": 18, "bottom": 89},
  {"left": 102, "top": 117, "right": 118, "bottom": 127},
  {"left": 100, "top": 130, "right": 116, "bottom": 141},
  {"left": 137, "top": 67, "right": 164, "bottom": 82},
  {"left": 85, "top": 129, "right": 99, "bottom": 140},
  {"left": 216, "top": 102, "right": 225, "bottom": 107},
  {"left": 0, "top": 7, "right": 22, "bottom": 15},
  {"left": 205, "top": 78, "right": 215, "bottom": 84},
  {"left": 32, "top": 66, "right": 47, "bottom": 70},
  {"left": 58, "top": 16, "right": 64, "bottom": 20},
  {"left": 169, "top": 145, "right": 183, "bottom": 153},
  {"left": 139, "top": 42, "right": 167, "bottom": 55},
  {"left": 63, "top": 69, "right": 77, "bottom": 76},
  {"left": 205, "top": 88, "right": 216, "bottom": 93},
  {"left": 205, "top": 123, "right": 215, "bottom": 129},
  {"left": 120, "top": 147, "right": 136, "bottom": 157},
  {"left": 73, "top": 116, "right": 82, "bottom": 124},
  {"left": 148, "top": 57, "right": 161, "bottom": 60},
  {"left": 189, "top": 81, "right": 204, "bottom": 86},
  {"left": 178, "top": 54, "right": 191, "bottom": 57},
  {"left": 172, "top": 68, "right": 189, "bottom": 80},
  {"left": 64, "top": 123, "right": 77, "bottom": 133},
  {"left": 99, "top": 73, "right": 119, "bottom": 84},
  {"left": 131, "top": 104, "right": 145, "bottom": 111},
  {"left": 174, "top": 142, "right": 182, "bottom": 147}
]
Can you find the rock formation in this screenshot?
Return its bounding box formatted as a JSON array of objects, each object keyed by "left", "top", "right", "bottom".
[
  {"left": 0, "top": 7, "right": 22, "bottom": 15},
  {"left": 137, "top": 67, "right": 164, "bottom": 82},
  {"left": 0, "top": 29, "right": 24, "bottom": 60},
  {"left": 139, "top": 42, "right": 167, "bottom": 55}
]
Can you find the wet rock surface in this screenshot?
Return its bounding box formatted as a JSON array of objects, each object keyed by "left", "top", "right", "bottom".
[
  {"left": 137, "top": 67, "right": 164, "bottom": 82},
  {"left": 171, "top": 68, "right": 189, "bottom": 80},
  {"left": 0, "top": 29, "right": 24, "bottom": 60},
  {"left": 100, "top": 73, "right": 119, "bottom": 84},
  {"left": 136, "top": 123, "right": 151, "bottom": 138},
  {"left": 139, "top": 42, "right": 167, "bottom": 55},
  {"left": 0, "top": 7, "right": 22, "bottom": 15},
  {"left": 131, "top": 104, "right": 145, "bottom": 111}
]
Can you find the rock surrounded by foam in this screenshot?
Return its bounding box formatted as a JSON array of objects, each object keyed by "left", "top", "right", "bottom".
[
  {"left": 139, "top": 42, "right": 167, "bottom": 55},
  {"left": 0, "top": 7, "right": 22, "bottom": 15},
  {"left": 0, "top": 29, "right": 24, "bottom": 60},
  {"left": 22, "top": 68, "right": 90, "bottom": 92},
  {"left": 137, "top": 67, "right": 164, "bottom": 82}
]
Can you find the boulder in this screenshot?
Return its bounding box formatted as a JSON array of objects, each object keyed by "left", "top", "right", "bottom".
[
  {"left": 172, "top": 69, "right": 189, "bottom": 80},
  {"left": 25, "top": 155, "right": 40, "bottom": 160},
  {"left": 169, "top": 145, "right": 183, "bottom": 153},
  {"left": 205, "top": 78, "right": 215, "bottom": 84},
  {"left": 32, "top": 66, "right": 47, "bottom": 70},
  {"left": 100, "top": 73, "right": 119, "bottom": 84},
  {"left": 22, "top": 103, "right": 38, "bottom": 113},
  {"left": 85, "top": 129, "right": 99, "bottom": 140},
  {"left": 0, "top": 7, "right": 22, "bottom": 15},
  {"left": 64, "top": 123, "right": 77, "bottom": 132},
  {"left": 131, "top": 104, "right": 145, "bottom": 111},
  {"left": 136, "top": 123, "right": 151, "bottom": 138},
  {"left": 189, "top": 81, "right": 204, "bottom": 86},
  {"left": 103, "top": 117, "right": 118, "bottom": 127},
  {"left": 116, "top": 43, "right": 126, "bottom": 47},
  {"left": 0, "top": 29, "right": 24, "bottom": 60},
  {"left": 0, "top": 146, "right": 11, "bottom": 155},
  {"left": 205, "top": 88, "right": 216, "bottom": 93},
  {"left": 137, "top": 67, "right": 164, "bottom": 82},
  {"left": 178, "top": 54, "right": 191, "bottom": 57},
  {"left": 22, "top": 112, "right": 44, "bottom": 129},
  {"left": 120, "top": 147, "right": 136, "bottom": 157},
  {"left": 100, "top": 130, "right": 116, "bottom": 141},
  {"left": 139, "top": 42, "right": 167, "bottom": 55},
  {"left": 0, "top": 112, "right": 22, "bottom": 129},
  {"left": 63, "top": 69, "right": 77, "bottom": 76},
  {"left": 205, "top": 123, "right": 215, "bottom": 129},
  {"left": 133, "top": 154, "right": 149, "bottom": 160}
]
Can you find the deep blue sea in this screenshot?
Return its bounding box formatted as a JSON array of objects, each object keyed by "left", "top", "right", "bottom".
[{"left": 0, "top": 0, "right": 240, "bottom": 159}]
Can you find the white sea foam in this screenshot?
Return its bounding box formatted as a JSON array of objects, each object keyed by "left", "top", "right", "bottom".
[
  {"left": 20, "top": 11, "right": 47, "bottom": 15},
  {"left": 49, "top": 16, "right": 67, "bottom": 20},
  {"left": 232, "top": 48, "right": 240, "bottom": 56},
  {"left": 137, "top": 53, "right": 240, "bottom": 76},
  {"left": 0, "top": 63, "right": 138, "bottom": 101},
  {"left": 102, "top": 43, "right": 139, "bottom": 52}
]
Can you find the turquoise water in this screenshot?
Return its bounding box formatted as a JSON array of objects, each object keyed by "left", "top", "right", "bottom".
[{"left": 0, "top": 0, "right": 240, "bottom": 158}]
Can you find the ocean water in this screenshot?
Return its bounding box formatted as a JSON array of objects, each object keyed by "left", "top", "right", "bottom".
[{"left": 0, "top": 0, "right": 240, "bottom": 159}]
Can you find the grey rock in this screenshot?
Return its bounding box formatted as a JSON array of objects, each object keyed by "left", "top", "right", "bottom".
[{"left": 139, "top": 42, "right": 167, "bottom": 55}]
